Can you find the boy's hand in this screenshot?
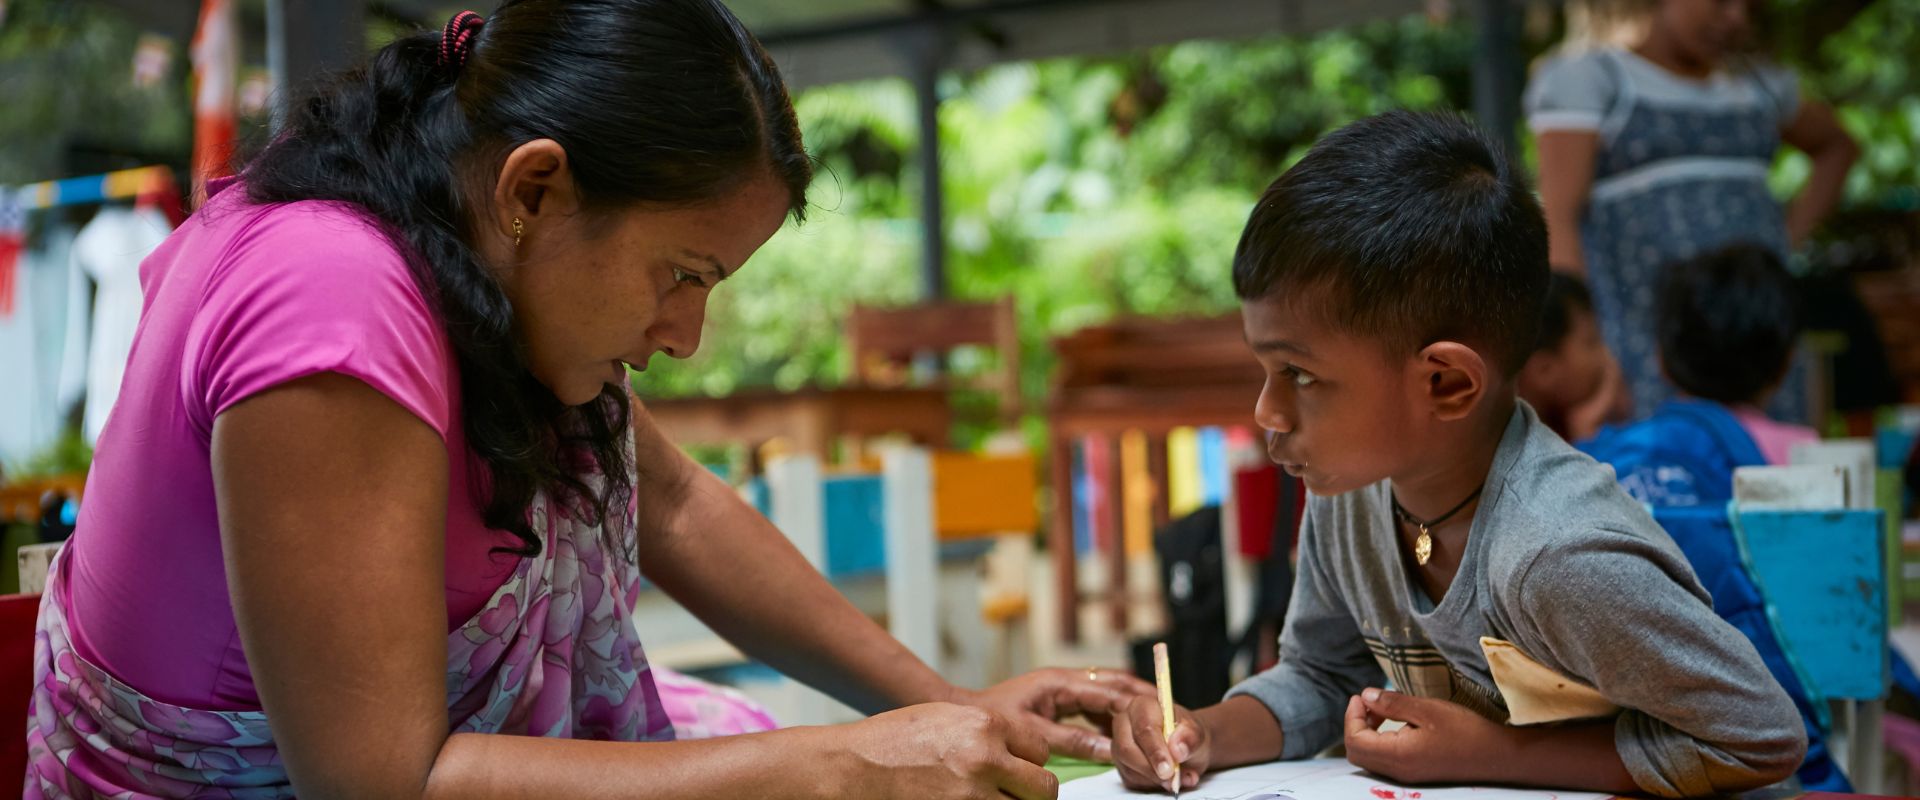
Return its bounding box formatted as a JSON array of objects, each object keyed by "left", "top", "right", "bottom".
[
  {"left": 1343, "top": 688, "right": 1512, "bottom": 785},
  {"left": 1111, "top": 694, "right": 1211, "bottom": 794}
]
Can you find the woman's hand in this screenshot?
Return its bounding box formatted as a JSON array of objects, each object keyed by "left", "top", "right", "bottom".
[
  {"left": 1110, "top": 694, "right": 1210, "bottom": 794},
  {"left": 954, "top": 667, "right": 1156, "bottom": 761},
  {"left": 816, "top": 702, "right": 1059, "bottom": 800}
]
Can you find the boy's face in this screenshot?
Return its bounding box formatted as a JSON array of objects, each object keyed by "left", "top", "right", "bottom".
[
  {"left": 1520, "top": 308, "right": 1608, "bottom": 411},
  {"left": 1242, "top": 292, "right": 1429, "bottom": 496}
]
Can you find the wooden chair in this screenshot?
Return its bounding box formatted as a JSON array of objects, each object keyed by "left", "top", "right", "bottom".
[
  {"left": 846, "top": 296, "right": 1022, "bottom": 423},
  {"left": 1045, "top": 313, "right": 1266, "bottom": 643},
  {"left": 1736, "top": 463, "right": 1891, "bottom": 793},
  {"left": 0, "top": 593, "right": 39, "bottom": 790}
]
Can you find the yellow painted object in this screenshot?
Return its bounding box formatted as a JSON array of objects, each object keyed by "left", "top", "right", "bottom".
[
  {"left": 1121, "top": 430, "right": 1155, "bottom": 556},
  {"left": 980, "top": 593, "right": 1030, "bottom": 624},
  {"left": 0, "top": 473, "right": 87, "bottom": 526},
  {"left": 1167, "top": 427, "right": 1202, "bottom": 518},
  {"left": 932, "top": 452, "right": 1039, "bottom": 539}
]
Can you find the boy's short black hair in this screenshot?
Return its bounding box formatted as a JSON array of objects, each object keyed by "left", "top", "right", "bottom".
[
  {"left": 1534, "top": 273, "right": 1595, "bottom": 354},
  {"left": 1232, "top": 110, "right": 1549, "bottom": 375},
  {"left": 1658, "top": 242, "right": 1802, "bottom": 405}
]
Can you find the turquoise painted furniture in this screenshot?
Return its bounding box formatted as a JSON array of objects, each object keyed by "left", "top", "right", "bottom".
[{"left": 1735, "top": 508, "right": 1888, "bottom": 701}]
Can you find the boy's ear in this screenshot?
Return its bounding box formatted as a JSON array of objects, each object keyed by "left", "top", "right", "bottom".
[{"left": 1417, "top": 341, "right": 1488, "bottom": 422}]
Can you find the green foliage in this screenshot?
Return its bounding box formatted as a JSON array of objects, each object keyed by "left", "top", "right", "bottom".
[
  {"left": 636, "top": 17, "right": 1477, "bottom": 415},
  {"left": 9, "top": 431, "right": 92, "bottom": 481},
  {"left": 0, "top": 0, "right": 189, "bottom": 183},
  {"left": 1797, "top": 0, "right": 1920, "bottom": 209}
]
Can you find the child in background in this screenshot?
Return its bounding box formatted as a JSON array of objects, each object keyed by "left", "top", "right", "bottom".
[
  {"left": 1106, "top": 111, "right": 1804, "bottom": 798},
  {"left": 1580, "top": 243, "right": 1815, "bottom": 507},
  {"left": 1517, "top": 273, "right": 1623, "bottom": 442}
]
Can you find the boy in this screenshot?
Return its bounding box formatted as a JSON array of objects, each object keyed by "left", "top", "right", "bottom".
[
  {"left": 1516, "top": 274, "right": 1623, "bottom": 443},
  {"left": 1581, "top": 243, "right": 1816, "bottom": 506},
  {"left": 1108, "top": 112, "right": 1805, "bottom": 798}
]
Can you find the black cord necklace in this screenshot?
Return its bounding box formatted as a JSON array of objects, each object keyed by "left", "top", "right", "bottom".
[{"left": 1391, "top": 485, "right": 1484, "bottom": 566}]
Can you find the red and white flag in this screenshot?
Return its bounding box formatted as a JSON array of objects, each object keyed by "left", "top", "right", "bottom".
[
  {"left": 0, "top": 192, "right": 24, "bottom": 319},
  {"left": 189, "top": 0, "right": 237, "bottom": 207}
]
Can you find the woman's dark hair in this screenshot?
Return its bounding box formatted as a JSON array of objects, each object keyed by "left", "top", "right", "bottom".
[
  {"left": 1533, "top": 272, "right": 1594, "bottom": 354},
  {"left": 243, "top": 0, "right": 811, "bottom": 557},
  {"left": 1657, "top": 242, "right": 1802, "bottom": 407}
]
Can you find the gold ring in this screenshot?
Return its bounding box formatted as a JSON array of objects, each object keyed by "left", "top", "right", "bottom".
[{"left": 1086, "top": 667, "right": 1100, "bottom": 682}]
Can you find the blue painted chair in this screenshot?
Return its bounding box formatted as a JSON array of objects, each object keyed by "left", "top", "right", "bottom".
[{"left": 1653, "top": 506, "right": 1853, "bottom": 792}]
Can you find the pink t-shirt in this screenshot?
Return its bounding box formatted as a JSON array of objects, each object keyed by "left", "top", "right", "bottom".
[
  {"left": 63, "top": 178, "right": 522, "bottom": 711},
  {"left": 1730, "top": 405, "right": 1820, "bottom": 466}
]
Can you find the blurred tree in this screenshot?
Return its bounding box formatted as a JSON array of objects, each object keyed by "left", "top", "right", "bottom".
[
  {"left": 637, "top": 15, "right": 1480, "bottom": 444},
  {"left": 1784, "top": 0, "right": 1920, "bottom": 210},
  {"left": 0, "top": 0, "right": 190, "bottom": 183}
]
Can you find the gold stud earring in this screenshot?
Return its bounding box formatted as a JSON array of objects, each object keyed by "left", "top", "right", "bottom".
[{"left": 512, "top": 217, "right": 525, "bottom": 249}]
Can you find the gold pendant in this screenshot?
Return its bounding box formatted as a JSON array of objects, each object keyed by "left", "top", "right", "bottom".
[{"left": 1414, "top": 526, "right": 1432, "bottom": 565}]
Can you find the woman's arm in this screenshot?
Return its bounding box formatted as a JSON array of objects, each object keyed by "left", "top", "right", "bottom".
[
  {"left": 218, "top": 374, "right": 1056, "bottom": 800},
  {"left": 216, "top": 374, "right": 455, "bottom": 797},
  {"left": 1781, "top": 98, "right": 1859, "bottom": 248},
  {"left": 1536, "top": 131, "right": 1600, "bottom": 276}
]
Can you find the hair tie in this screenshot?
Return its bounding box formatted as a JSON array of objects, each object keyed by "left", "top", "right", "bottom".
[{"left": 438, "top": 11, "right": 486, "bottom": 71}]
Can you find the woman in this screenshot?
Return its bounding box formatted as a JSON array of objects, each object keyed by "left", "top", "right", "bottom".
[
  {"left": 1528, "top": 0, "right": 1857, "bottom": 422},
  {"left": 26, "top": 1, "right": 1146, "bottom": 796}
]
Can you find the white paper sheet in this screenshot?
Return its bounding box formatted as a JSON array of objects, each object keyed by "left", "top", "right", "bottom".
[{"left": 1059, "top": 757, "right": 1611, "bottom": 800}]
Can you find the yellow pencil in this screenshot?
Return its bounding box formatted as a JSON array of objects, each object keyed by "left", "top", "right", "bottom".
[{"left": 1152, "top": 641, "right": 1181, "bottom": 798}]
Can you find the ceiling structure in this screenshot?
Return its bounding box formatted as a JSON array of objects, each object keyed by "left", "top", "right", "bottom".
[{"left": 84, "top": 0, "right": 1436, "bottom": 90}]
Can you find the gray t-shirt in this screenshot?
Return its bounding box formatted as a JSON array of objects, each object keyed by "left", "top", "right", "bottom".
[{"left": 1228, "top": 403, "right": 1805, "bottom": 797}]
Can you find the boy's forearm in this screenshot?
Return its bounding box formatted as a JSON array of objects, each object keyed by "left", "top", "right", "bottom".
[
  {"left": 1195, "top": 695, "right": 1287, "bottom": 770},
  {"left": 1487, "top": 720, "right": 1639, "bottom": 795}
]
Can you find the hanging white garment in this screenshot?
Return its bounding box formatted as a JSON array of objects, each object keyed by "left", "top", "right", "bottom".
[
  {"left": 0, "top": 222, "right": 79, "bottom": 467},
  {"left": 58, "top": 206, "right": 170, "bottom": 444}
]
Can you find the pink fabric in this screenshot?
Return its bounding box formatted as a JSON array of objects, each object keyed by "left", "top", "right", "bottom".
[
  {"left": 61, "top": 177, "right": 521, "bottom": 711},
  {"left": 1884, "top": 711, "right": 1920, "bottom": 795},
  {"left": 1729, "top": 406, "right": 1819, "bottom": 466},
  {"left": 652, "top": 668, "right": 779, "bottom": 739}
]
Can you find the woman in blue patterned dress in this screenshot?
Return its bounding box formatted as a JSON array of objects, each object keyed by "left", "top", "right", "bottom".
[{"left": 1527, "top": 0, "right": 1856, "bottom": 423}]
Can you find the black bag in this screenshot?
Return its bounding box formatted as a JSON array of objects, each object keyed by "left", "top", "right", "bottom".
[
  {"left": 1135, "top": 506, "right": 1230, "bottom": 708},
  {"left": 1135, "top": 470, "right": 1303, "bottom": 706}
]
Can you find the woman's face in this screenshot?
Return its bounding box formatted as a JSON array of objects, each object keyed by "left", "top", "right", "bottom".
[
  {"left": 1657, "top": 0, "right": 1754, "bottom": 67},
  {"left": 502, "top": 171, "right": 792, "bottom": 406}
]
